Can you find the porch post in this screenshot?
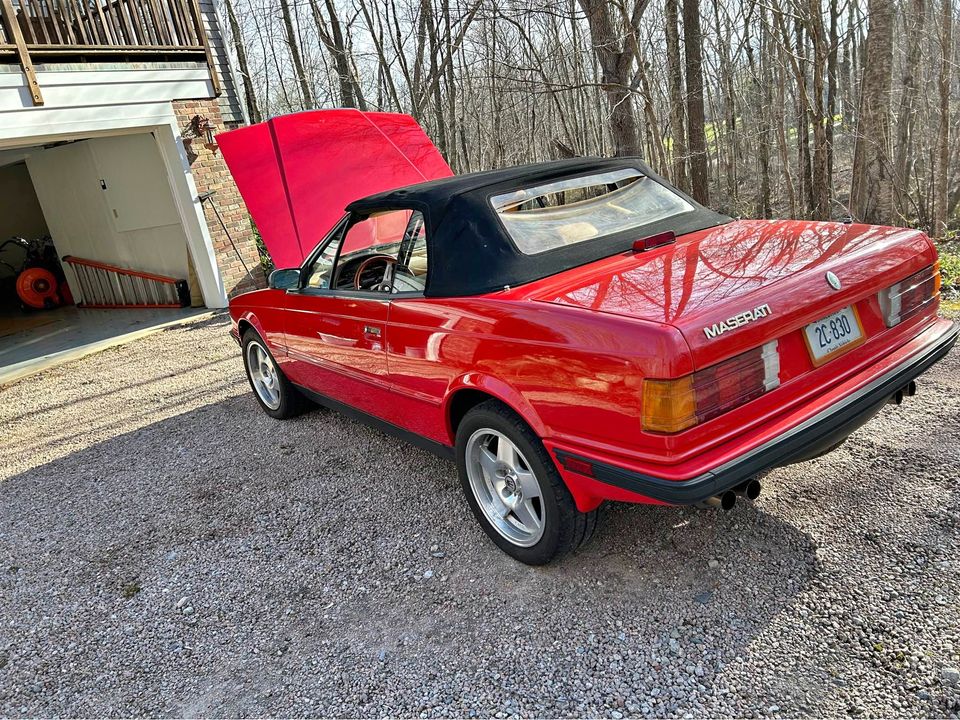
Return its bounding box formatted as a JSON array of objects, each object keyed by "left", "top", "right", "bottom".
[
  {"left": 153, "top": 116, "right": 228, "bottom": 309},
  {"left": 0, "top": 0, "right": 43, "bottom": 105}
]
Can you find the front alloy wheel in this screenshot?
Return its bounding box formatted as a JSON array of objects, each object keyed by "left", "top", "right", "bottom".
[
  {"left": 241, "top": 328, "right": 311, "bottom": 419},
  {"left": 246, "top": 339, "right": 281, "bottom": 410}
]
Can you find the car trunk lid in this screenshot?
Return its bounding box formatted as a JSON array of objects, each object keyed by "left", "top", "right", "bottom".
[{"left": 532, "top": 219, "right": 937, "bottom": 370}]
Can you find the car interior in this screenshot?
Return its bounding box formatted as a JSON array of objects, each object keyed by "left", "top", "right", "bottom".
[{"left": 305, "top": 210, "right": 428, "bottom": 294}]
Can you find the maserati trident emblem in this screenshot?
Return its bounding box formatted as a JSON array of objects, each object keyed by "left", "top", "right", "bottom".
[{"left": 825, "top": 271, "right": 842, "bottom": 290}]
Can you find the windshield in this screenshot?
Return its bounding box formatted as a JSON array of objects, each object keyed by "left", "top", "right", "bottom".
[{"left": 490, "top": 169, "right": 695, "bottom": 255}]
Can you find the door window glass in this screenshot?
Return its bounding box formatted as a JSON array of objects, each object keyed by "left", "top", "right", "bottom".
[
  {"left": 304, "top": 221, "right": 347, "bottom": 289},
  {"left": 341, "top": 209, "right": 413, "bottom": 256},
  {"left": 333, "top": 210, "right": 428, "bottom": 294}
]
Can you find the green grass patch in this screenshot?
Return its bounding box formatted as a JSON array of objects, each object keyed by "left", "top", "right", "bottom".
[
  {"left": 936, "top": 240, "right": 960, "bottom": 318},
  {"left": 938, "top": 243, "right": 960, "bottom": 289}
]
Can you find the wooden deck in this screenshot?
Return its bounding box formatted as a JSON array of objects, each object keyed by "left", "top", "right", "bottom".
[{"left": 0, "top": 0, "right": 218, "bottom": 105}]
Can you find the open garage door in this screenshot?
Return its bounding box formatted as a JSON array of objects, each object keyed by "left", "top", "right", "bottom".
[
  {"left": 26, "top": 133, "right": 193, "bottom": 305},
  {"left": 0, "top": 131, "right": 216, "bottom": 384}
]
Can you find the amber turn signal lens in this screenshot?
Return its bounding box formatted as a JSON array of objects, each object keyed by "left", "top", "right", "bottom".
[
  {"left": 642, "top": 376, "right": 697, "bottom": 433},
  {"left": 642, "top": 343, "right": 780, "bottom": 433}
]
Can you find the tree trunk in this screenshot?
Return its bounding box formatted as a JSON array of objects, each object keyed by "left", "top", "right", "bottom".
[
  {"left": 578, "top": 0, "right": 643, "bottom": 157},
  {"left": 826, "top": 0, "right": 839, "bottom": 197},
  {"left": 278, "top": 0, "right": 312, "bottom": 109},
  {"left": 442, "top": 0, "right": 458, "bottom": 169},
  {"left": 422, "top": 0, "right": 449, "bottom": 159},
  {"left": 775, "top": 42, "right": 798, "bottom": 218},
  {"left": 638, "top": 59, "right": 669, "bottom": 174},
  {"left": 850, "top": 0, "right": 895, "bottom": 225},
  {"left": 807, "top": 0, "right": 832, "bottom": 219},
  {"left": 309, "top": 0, "right": 366, "bottom": 110},
  {"left": 664, "top": 0, "right": 689, "bottom": 192},
  {"left": 223, "top": 0, "right": 261, "bottom": 124},
  {"left": 682, "top": 0, "right": 710, "bottom": 203},
  {"left": 894, "top": 0, "right": 925, "bottom": 215},
  {"left": 794, "top": 20, "right": 813, "bottom": 216},
  {"left": 745, "top": 0, "right": 772, "bottom": 217},
  {"left": 712, "top": 0, "right": 737, "bottom": 207},
  {"left": 932, "top": 0, "right": 953, "bottom": 236}
]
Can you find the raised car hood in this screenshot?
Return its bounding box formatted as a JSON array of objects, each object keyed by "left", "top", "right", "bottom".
[
  {"left": 535, "top": 219, "right": 936, "bottom": 366},
  {"left": 217, "top": 110, "right": 452, "bottom": 268}
]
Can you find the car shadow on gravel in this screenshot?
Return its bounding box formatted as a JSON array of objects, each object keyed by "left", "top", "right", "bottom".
[{"left": 0, "top": 393, "right": 820, "bottom": 717}]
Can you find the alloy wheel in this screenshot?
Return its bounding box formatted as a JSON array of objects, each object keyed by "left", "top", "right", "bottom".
[
  {"left": 464, "top": 428, "right": 545, "bottom": 547},
  {"left": 246, "top": 340, "right": 281, "bottom": 410}
]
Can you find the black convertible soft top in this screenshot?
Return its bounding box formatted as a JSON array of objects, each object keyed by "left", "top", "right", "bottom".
[{"left": 346, "top": 157, "right": 729, "bottom": 297}]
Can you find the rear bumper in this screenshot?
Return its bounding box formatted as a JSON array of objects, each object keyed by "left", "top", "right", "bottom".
[{"left": 554, "top": 319, "right": 958, "bottom": 506}]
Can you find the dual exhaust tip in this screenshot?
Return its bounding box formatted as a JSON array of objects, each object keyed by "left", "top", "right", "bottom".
[
  {"left": 698, "top": 478, "right": 761, "bottom": 511},
  {"left": 698, "top": 380, "right": 920, "bottom": 512},
  {"left": 888, "top": 380, "right": 918, "bottom": 406}
]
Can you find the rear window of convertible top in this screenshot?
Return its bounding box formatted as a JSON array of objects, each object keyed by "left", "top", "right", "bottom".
[{"left": 490, "top": 168, "right": 695, "bottom": 255}]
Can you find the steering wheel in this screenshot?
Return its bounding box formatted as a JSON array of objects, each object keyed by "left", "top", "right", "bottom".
[{"left": 353, "top": 254, "right": 397, "bottom": 292}]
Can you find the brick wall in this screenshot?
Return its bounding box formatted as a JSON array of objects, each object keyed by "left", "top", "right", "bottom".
[{"left": 172, "top": 98, "right": 264, "bottom": 300}]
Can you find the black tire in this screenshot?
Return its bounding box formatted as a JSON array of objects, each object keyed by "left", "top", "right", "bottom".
[
  {"left": 455, "top": 399, "right": 601, "bottom": 565},
  {"left": 241, "top": 328, "right": 312, "bottom": 419}
]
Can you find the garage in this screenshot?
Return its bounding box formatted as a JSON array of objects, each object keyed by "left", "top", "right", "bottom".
[{"left": 0, "top": 130, "right": 221, "bottom": 383}]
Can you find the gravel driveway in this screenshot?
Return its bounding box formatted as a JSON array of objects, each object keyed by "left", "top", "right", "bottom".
[{"left": 1, "top": 314, "right": 958, "bottom": 718}]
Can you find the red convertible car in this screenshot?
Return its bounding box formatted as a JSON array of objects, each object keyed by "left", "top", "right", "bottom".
[{"left": 220, "top": 111, "right": 956, "bottom": 564}]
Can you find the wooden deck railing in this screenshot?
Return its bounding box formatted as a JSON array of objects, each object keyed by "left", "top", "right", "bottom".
[{"left": 0, "top": 0, "right": 219, "bottom": 105}]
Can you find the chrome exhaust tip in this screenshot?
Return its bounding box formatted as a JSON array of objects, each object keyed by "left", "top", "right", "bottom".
[
  {"left": 697, "top": 491, "right": 737, "bottom": 511},
  {"left": 735, "top": 478, "right": 762, "bottom": 501}
]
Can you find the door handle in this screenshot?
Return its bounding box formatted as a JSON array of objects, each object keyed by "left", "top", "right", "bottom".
[{"left": 363, "top": 325, "right": 382, "bottom": 337}]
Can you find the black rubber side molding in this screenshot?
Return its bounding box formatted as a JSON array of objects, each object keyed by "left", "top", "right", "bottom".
[{"left": 555, "top": 321, "right": 959, "bottom": 505}]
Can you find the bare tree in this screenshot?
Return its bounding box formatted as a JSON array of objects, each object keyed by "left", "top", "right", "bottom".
[
  {"left": 932, "top": 0, "right": 954, "bottom": 235},
  {"left": 224, "top": 0, "right": 262, "bottom": 123},
  {"left": 577, "top": 0, "right": 646, "bottom": 156},
  {"left": 850, "top": 0, "right": 895, "bottom": 224},
  {"left": 894, "top": 0, "right": 925, "bottom": 217},
  {"left": 224, "top": 0, "right": 959, "bottom": 238},
  {"left": 664, "top": 0, "right": 688, "bottom": 192},
  {"left": 309, "top": 0, "right": 367, "bottom": 110},
  {"left": 682, "top": 0, "right": 709, "bottom": 203},
  {"left": 278, "top": 0, "right": 313, "bottom": 109}
]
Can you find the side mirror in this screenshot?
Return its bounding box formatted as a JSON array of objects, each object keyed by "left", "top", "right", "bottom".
[{"left": 268, "top": 268, "right": 301, "bottom": 290}]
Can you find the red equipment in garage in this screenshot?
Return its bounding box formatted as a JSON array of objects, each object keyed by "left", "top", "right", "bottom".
[{"left": 0, "top": 236, "right": 73, "bottom": 310}]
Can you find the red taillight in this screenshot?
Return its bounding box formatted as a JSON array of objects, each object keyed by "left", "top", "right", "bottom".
[
  {"left": 878, "top": 264, "right": 940, "bottom": 327},
  {"left": 642, "top": 341, "right": 780, "bottom": 433},
  {"left": 692, "top": 342, "right": 779, "bottom": 423}
]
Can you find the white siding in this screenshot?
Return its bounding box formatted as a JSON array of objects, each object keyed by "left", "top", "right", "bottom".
[{"left": 0, "top": 65, "right": 215, "bottom": 144}]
